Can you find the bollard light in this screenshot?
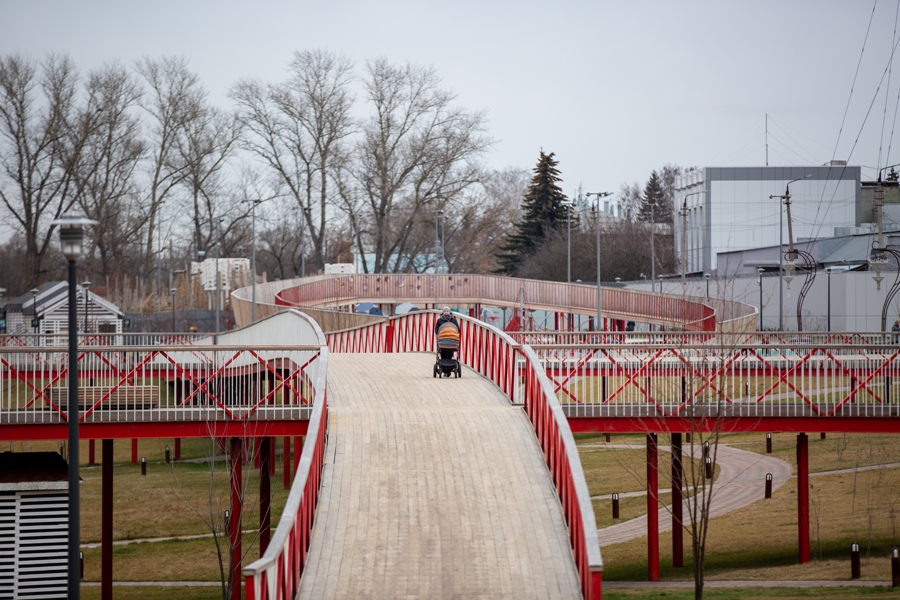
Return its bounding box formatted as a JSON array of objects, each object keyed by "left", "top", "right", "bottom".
[
  {"left": 165, "top": 446, "right": 171, "bottom": 464},
  {"left": 141, "top": 457, "right": 146, "bottom": 476},
  {"left": 765, "top": 473, "right": 773, "bottom": 499},
  {"left": 79, "top": 551, "right": 84, "bottom": 579},
  {"left": 851, "top": 543, "right": 861, "bottom": 579},
  {"left": 766, "top": 433, "right": 772, "bottom": 453},
  {"left": 892, "top": 547, "right": 899, "bottom": 587},
  {"left": 612, "top": 493, "right": 620, "bottom": 519},
  {"left": 705, "top": 457, "right": 713, "bottom": 479}
]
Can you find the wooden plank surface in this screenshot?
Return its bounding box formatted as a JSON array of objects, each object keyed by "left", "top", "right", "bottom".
[{"left": 298, "top": 353, "right": 581, "bottom": 599}]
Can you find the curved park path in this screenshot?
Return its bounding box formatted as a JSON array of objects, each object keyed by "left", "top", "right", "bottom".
[{"left": 596, "top": 443, "right": 793, "bottom": 547}]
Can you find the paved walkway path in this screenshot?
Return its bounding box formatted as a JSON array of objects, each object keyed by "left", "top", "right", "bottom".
[
  {"left": 297, "top": 353, "right": 581, "bottom": 599},
  {"left": 597, "top": 443, "right": 793, "bottom": 547}
]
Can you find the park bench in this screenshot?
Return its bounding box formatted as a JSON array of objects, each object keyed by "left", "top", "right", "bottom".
[{"left": 48, "top": 386, "right": 160, "bottom": 410}]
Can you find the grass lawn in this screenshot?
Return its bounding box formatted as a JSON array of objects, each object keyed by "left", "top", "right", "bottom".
[
  {"left": 81, "top": 585, "right": 223, "bottom": 600},
  {"left": 580, "top": 432, "right": 900, "bottom": 585},
  {"left": 604, "top": 588, "right": 899, "bottom": 599},
  {"left": 4, "top": 437, "right": 295, "bottom": 587}
]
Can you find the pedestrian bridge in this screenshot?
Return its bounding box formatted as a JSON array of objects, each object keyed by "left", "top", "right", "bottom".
[{"left": 3, "top": 274, "right": 900, "bottom": 599}]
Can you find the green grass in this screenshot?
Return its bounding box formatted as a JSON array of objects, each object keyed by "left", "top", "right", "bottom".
[{"left": 604, "top": 588, "right": 899, "bottom": 599}]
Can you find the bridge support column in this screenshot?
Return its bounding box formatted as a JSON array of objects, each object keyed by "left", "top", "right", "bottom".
[
  {"left": 101, "top": 439, "right": 113, "bottom": 600},
  {"left": 671, "top": 432, "right": 683, "bottom": 568},
  {"left": 131, "top": 438, "right": 137, "bottom": 464},
  {"left": 647, "top": 433, "right": 659, "bottom": 581},
  {"left": 294, "top": 435, "right": 303, "bottom": 474},
  {"left": 174, "top": 438, "right": 181, "bottom": 461},
  {"left": 283, "top": 436, "right": 291, "bottom": 489},
  {"left": 260, "top": 436, "right": 271, "bottom": 556},
  {"left": 229, "top": 437, "right": 243, "bottom": 600},
  {"left": 797, "top": 432, "right": 810, "bottom": 563},
  {"left": 89, "top": 439, "right": 96, "bottom": 465}
]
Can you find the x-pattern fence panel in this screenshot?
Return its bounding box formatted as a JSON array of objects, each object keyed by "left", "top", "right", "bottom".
[
  {"left": 534, "top": 342, "right": 900, "bottom": 419},
  {"left": 0, "top": 343, "right": 323, "bottom": 424}
]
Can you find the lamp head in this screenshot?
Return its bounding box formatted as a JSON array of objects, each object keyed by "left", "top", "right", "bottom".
[
  {"left": 83, "top": 280, "right": 91, "bottom": 290},
  {"left": 52, "top": 213, "right": 97, "bottom": 262},
  {"left": 705, "top": 273, "right": 711, "bottom": 281}
]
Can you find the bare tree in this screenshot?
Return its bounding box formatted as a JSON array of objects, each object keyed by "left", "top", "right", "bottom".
[
  {"left": 134, "top": 56, "right": 204, "bottom": 273},
  {"left": 618, "top": 181, "right": 643, "bottom": 223},
  {"left": 177, "top": 103, "right": 242, "bottom": 256},
  {"left": 74, "top": 62, "right": 146, "bottom": 280},
  {"left": 0, "top": 54, "right": 85, "bottom": 285},
  {"left": 231, "top": 49, "right": 355, "bottom": 272},
  {"left": 444, "top": 168, "right": 526, "bottom": 273},
  {"left": 351, "top": 57, "right": 491, "bottom": 273}
]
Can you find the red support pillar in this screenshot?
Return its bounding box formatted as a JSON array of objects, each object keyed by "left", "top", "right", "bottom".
[
  {"left": 671, "top": 432, "right": 684, "bottom": 568},
  {"left": 131, "top": 438, "right": 137, "bottom": 464},
  {"left": 797, "top": 432, "right": 810, "bottom": 563},
  {"left": 101, "top": 439, "right": 113, "bottom": 600},
  {"left": 88, "top": 439, "right": 96, "bottom": 465},
  {"left": 294, "top": 435, "right": 303, "bottom": 474},
  {"left": 230, "top": 437, "right": 243, "bottom": 600},
  {"left": 269, "top": 437, "right": 276, "bottom": 476},
  {"left": 174, "top": 438, "right": 181, "bottom": 461},
  {"left": 253, "top": 437, "right": 261, "bottom": 469},
  {"left": 260, "top": 436, "right": 271, "bottom": 557},
  {"left": 647, "top": 433, "right": 659, "bottom": 581},
  {"left": 283, "top": 436, "right": 292, "bottom": 489}
]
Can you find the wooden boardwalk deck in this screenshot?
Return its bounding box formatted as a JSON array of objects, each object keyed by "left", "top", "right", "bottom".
[{"left": 298, "top": 353, "right": 581, "bottom": 599}]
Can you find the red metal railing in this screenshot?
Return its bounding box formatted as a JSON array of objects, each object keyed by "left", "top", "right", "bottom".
[
  {"left": 533, "top": 341, "right": 900, "bottom": 419},
  {"left": 275, "top": 273, "right": 721, "bottom": 332},
  {"left": 243, "top": 317, "right": 329, "bottom": 600},
  {"left": 327, "top": 311, "right": 603, "bottom": 599}
]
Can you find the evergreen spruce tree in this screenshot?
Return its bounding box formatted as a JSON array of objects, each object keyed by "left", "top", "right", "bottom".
[
  {"left": 495, "top": 151, "right": 569, "bottom": 274},
  {"left": 638, "top": 170, "right": 666, "bottom": 223}
]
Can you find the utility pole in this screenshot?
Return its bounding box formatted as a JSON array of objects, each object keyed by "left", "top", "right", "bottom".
[
  {"left": 586, "top": 191, "right": 613, "bottom": 331},
  {"left": 769, "top": 175, "right": 810, "bottom": 331},
  {"left": 680, "top": 200, "right": 688, "bottom": 287}
]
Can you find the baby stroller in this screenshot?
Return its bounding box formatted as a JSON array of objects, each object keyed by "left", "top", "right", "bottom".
[{"left": 434, "top": 321, "right": 461, "bottom": 378}]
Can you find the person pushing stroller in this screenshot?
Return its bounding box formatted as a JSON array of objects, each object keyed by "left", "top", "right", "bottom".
[{"left": 434, "top": 307, "right": 461, "bottom": 378}]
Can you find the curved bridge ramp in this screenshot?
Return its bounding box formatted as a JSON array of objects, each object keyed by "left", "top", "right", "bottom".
[{"left": 298, "top": 353, "right": 581, "bottom": 599}]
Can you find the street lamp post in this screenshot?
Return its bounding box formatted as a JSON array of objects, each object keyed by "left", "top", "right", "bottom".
[
  {"left": 30, "top": 288, "right": 38, "bottom": 339},
  {"left": 170, "top": 287, "right": 177, "bottom": 332},
  {"left": 214, "top": 219, "right": 224, "bottom": 343},
  {"left": 650, "top": 201, "right": 656, "bottom": 293},
  {"left": 586, "top": 192, "right": 613, "bottom": 331},
  {"left": 82, "top": 281, "right": 91, "bottom": 335},
  {"left": 826, "top": 267, "right": 832, "bottom": 332},
  {"left": 705, "top": 272, "right": 711, "bottom": 298},
  {"left": 562, "top": 200, "right": 574, "bottom": 283},
  {"left": 248, "top": 199, "right": 263, "bottom": 323},
  {"left": 758, "top": 268, "right": 764, "bottom": 330},
  {"left": 51, "top": 213, "right": 96, "bottom": 600}
]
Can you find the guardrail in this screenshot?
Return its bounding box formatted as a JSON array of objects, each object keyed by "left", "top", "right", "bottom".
[
  {"left": 243, "top": 314, "right": 329, "bottom": 600},
  {"left": 0, "top": 344, "right": 321, "bottom": 424},
  {"left": 532, "top": 342, "right": 900, "bottom": 419},
  {"left": 327, "top": 311, "right": 602, "bottom": 599},
  {"left": 274, "top": 273, "right": 722, "bottom": 332}
]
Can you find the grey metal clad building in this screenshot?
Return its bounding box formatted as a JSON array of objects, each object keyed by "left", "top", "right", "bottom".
[{"left": 674, "top": 164, "right": 861, "bottom": 275}]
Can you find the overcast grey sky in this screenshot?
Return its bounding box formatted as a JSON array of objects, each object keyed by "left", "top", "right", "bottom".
[{"left": 3, "top": 0, "right": 900, "bottom": 195}]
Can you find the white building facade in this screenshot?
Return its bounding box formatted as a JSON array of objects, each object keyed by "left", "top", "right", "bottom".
[{"left": 674, "top": 165, "right": 861, "bottom": 275}]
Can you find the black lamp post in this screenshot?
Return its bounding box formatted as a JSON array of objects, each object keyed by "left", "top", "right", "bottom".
[
  {"left": 82, "top": 280, "right": 91, "bottom": 335},
  {"left": 30, "top": 288, "right": 39, "bottom": 339},
  {"left": 52, "top": 213, "right": 96, "bottom": 600}
]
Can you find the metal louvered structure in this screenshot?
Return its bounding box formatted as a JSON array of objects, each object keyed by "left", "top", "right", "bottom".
[{"left": 0, "top": 453, "right": 68, "bottom": 600}]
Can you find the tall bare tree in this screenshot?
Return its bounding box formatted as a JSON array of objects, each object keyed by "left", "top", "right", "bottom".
[
  {"left": 74, "top": 62, "right": 146, "bottom": 280},
  {"left": 177, "top": 104, "right": 242, "bottom": 256},
  {"left": 0, "top": 54, "right": 86, "bottom": 285},
  {"left": 134, "top": 56, "right": 204, "bottom": 272},
  {"left": 351, "top": 58, "right": 490, "bottom": 273},
  {"left": 231, "top": 49, "right": 355, "bottom": 272}
]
